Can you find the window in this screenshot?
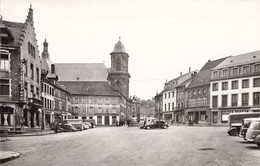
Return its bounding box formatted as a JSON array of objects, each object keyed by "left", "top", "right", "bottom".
[
  {"left": 243, "top": 66, "right": 250, "bottom": 74},
  {"left": 212, "top": 96, "right": 218, "bottom": 108},
  {"left": 231, "top": 81, "right": 238, "bottom": 89},
  {"left": 193, "top": 90, "right": 196, "bottom": 96},
  {"left": 168, "top": 92, "right": 171, "bottom": 98},
  {"left": 232, "top": 68, "right": 239, "bottom": 76},
  {"left": 74, "top": 97, "right": 79, "bottom": 103},
  {"left": 97, "top": 116, "right": 102, "bottom": 124},
  {"left": 242, "top": 93, "right": 249, "bottom": 106},
  {"left": 165, "top": 104, "right": 166, "bottom": 111},
  {"left": 165, "top": 93, "right": 167, "bottom": 99},
  {"left": 82, "top": 97, "right": 86, "bottom": 103},
  {"left": 198, "top": 89, "right": 201, "bottom": 95},
  {"left": 36, "top": 68, "right": 39, "bottom": 82},
  {"left": 0, "top": 79, "right": 9, "bottom": 95},
  {"left": 172, "top": 91, "right": 174, "bottom": 97},
  {"left": 203, "top": 89, "right": 206, "bottom": 94},
  {"left": 115, "top": 58, "right": 121, "bottom": 71},
  {"left": 223, "top": 69, "right": 229, "bottom": 77},
  {"left": 89, "top": 98, "right": 93, "bottom": 104},
  {"left": 97, "top": 98, "right": 103, "bottom": 105},
  {"left": 200, "top": 112, "right": 206, "bottom": 121},
  {"left": 98, "top": 107, "right": 102, "bottom": 113},
  {"left": 213, "top": 71, "right": 219, "bottom": 78},
  {"left": 222, "top": 95, "right": 228, "bottom": 107},
  {"left": 231, "top": 94, "right": 238, "bottom": 107},
  {"left": 253, "top": 92, "right": 260, "bottom": 106},
  {"left": 253, "top": 78, "right": 260, "bottom": 87},
  {"left": 89, "top": 107, "right": 94, "bottom": 114},
  {"left": 255, "top": 64, "right": 260, "bottom": 72},
  {"left": 30, "top": 85, "right": 34, "bottom": 97},
  {"left": 242, "top": 79, "right": 249, "bottom": 88},
  {"left": 212, "top": 83, "right": 218, "bottom": 91},
  {"left": 203, "top": 98, "right": 207, "bottom": 106},
  {"left": 168, "top": 103, "right": 170, "bottom": 111},
  {"left": 0, "top": 53, "right": 10, "bottom": 70},
  {"left": 172, "top": 102, "right": 174, "bottom": 110},
  {"left": 30, "top": 63, "right": 34, "bottom": 80},
  {"left": 222, "top": 82, "right": 228, "bottom": 90}
]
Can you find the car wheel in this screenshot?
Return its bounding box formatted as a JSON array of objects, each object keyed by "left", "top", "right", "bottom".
[
  {"left": 146, "top": 126, "right": 151, "bottom": 130},
  {"left": 163, "top": 125, "right": 168, "bottom": 129},
  {"left": 229, "top": 129, "right": 238, "bottom": 136},
  {"left": 140, "top": 127, "right": 143, "bottom": 129},
  {"left": 257, "top": 143, "right": 260, "bottom": 147}
]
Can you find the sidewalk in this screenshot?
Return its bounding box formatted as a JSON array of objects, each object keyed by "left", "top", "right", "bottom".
[
  {"left": 0, "top": 151, "right": 20, "bottom": 163},
  {"left": 0, "top": 129, "right": 55, "bottom": 138}
]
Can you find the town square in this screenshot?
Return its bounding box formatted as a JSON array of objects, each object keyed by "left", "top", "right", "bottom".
[{"left": 0, "top": 0, "right": 260, "bottom": 165}]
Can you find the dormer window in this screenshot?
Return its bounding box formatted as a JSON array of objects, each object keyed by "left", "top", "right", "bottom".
[
  {"left": 222, "top": 69, "right": 229, "bottom": 77},
  {"left": 242, "top": 66, "right": 250, "bottom": 74},
  {"left": 1, "top": 33, "right": 9, "bottom": 44},
  {"left": 0, "top": 52, "right": 10, "bottom": 70}
]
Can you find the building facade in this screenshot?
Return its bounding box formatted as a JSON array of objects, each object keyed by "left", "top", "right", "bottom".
[
  {"left": 162, "top": 70, "right": 198, "bottom": 124},
  {"left": 59, "top": 81, "right": 121, "bottom": 126},
  {"left": 0, "top": 6, "right": 43, "bottom": 130},
  {"left": 210, "top": 51, "right": 260, "bottom": 124},
  {"left": 154, "top": 92, "right": 163, "bottom": 119},
  {"left": 41, "top": 40, "right": 72, "bottom": 128},
  {"left": 185, "top": 58, "right": 227, "bottom": 124}
]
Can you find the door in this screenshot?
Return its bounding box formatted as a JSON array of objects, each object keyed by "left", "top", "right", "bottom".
[
  {"left": 194, "top": 112, "right": 199, "bottom": 124},
  {"left": 105, "top": 116, "right": 109, "bottom": 125}
]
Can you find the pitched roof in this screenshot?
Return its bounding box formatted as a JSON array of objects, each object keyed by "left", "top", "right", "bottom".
[
  {"left": 58, "top": 81, "right": 120, "bottom": 96},
  {"left": 2, "top": 20, "right": 24, "bottom": 46},
  {"left": 213, "top": 51, "right": 260, "bottom": 70},
  {"left": 187, "top": 57, "right": 228, "bottom": 89},
  {"left": 164, "top": 70, "right": 198, "bottom": 91},
  {"left": 54, "top": 63, "right": 108, "bottom": 81}
]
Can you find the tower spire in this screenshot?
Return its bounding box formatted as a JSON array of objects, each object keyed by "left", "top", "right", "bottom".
[{"left": 26, "top": 4, "right": 34, "bottom": 26}]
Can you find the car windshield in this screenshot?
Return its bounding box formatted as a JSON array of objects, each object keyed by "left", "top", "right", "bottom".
[{"left": 250, "top": 122, "right": 260, "bottom": 130}]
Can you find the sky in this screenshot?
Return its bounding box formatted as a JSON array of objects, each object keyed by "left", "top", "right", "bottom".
[{"left": 1, "top": 0, "right": 260, "bottom": 100}]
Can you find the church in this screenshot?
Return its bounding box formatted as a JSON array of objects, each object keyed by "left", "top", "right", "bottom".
[{"left": 42, "top": 38, "right": 132, "bottom": 125}]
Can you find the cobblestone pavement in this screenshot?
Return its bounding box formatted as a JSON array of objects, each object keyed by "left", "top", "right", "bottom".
[{"left": 1, "top": 126, "right": 260, "bottom": 166}]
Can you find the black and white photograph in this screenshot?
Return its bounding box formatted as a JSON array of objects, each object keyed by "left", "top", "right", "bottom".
[{"left": 0, "top": 0, "right": 260, "bottom": 165}]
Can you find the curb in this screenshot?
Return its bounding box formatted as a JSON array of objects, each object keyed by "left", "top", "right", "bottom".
[{"left": 0, "top": 151, "right": 20, "bottom": 163}]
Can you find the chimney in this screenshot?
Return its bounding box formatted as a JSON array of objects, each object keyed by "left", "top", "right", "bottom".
[
  {"left": 189, "top": 67, "right": 191, "bottom": 73},
  {"left": 51, "top": 64, "right": 55, "bottom": 74}
]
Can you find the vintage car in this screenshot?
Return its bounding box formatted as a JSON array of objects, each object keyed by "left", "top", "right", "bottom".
[
  {"left": 239, "top": 118, "right": 260, "bottom": 140},
  {"left": 144, "top": 120, "right": 169, "bottom": 129},
  {"left": 60, "top": 124, "right": 78, "bottom": 132},
  {"left": 245, "top": 118, "right": 260, "bottom": 147}
]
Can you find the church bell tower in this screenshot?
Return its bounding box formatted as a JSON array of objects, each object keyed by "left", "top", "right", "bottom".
[{"left": 108, "top": 38, "right": 130, "bottom": 98}]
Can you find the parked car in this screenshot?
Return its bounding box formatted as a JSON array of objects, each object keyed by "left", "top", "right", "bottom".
[
  {"left": 245, "top": 118, "right": 260, "bottom": 147},
  {"left": 144, "top": 120, "right": 169, "bottom": 129},
  {"left": 82, "top": 123, "right": 89, "bottom": 130},
  {"left": 239, "top": 118, "right": 259, "bottom": 140},
  {"left": 84, "top": 122, "right": 94, "bottom": 128},
  {"left": 140, "top": 118, "right": 157, "bottom": 129},
  {"left": 60, "top": 124, "right": 78, "bottom": 132}
]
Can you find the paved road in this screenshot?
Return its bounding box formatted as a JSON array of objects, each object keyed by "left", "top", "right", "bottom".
[{"left": 1, "top": 126, "right": 260, "bottom": 166}]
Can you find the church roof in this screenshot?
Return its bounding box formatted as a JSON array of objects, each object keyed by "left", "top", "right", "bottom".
[
  {"left": 112, "top": 38, "right": 126, "bottom": 53},
  {"left": 58, "top": 81, "right": 120, "bottom": 97},
  {"left": 54, "top": 63, "right": 108, "bottom": 81}
]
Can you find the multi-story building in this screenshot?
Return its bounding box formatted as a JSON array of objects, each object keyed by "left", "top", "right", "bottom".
[
  {"left": 210, "top": 51, "right": 260, "bottom": 124},
  {"left": 0, "top": 6, "right": 43, "bottom": 130},
  {"left": 59, "top": 81, "right": 121, "bottom": 125},
  {"left": 185, "top": 58, "right": 227, "bottom": 124},
  {"left": 162, "top": 69, "right": 198, "bottom": 123},
  {"left": 154, "top": 92, "right": 163, "bottom": 119},
  {"left": 41, "top": 39, "right": 72, "bottom": 128}
]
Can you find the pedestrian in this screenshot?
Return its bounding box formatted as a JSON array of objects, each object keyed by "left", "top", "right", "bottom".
[
  {"left": 127, "top": 119, "right": 130, "bottom": 127},
  {"left": 116, "top": 120, "right": 119, "bottom": 127},
  {"left": 143, "top": 120, "right": 146, "bottom": 128},
  {"left": 21, "top": 118, "right": 25, "bottom": 130},
  {"left": 54, "top": 120, "right": 59, "bottom": 134}
]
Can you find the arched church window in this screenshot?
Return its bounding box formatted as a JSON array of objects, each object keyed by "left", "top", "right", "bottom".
[{"left": 116, "top": 58, "right": 121, "bottom": 71}]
